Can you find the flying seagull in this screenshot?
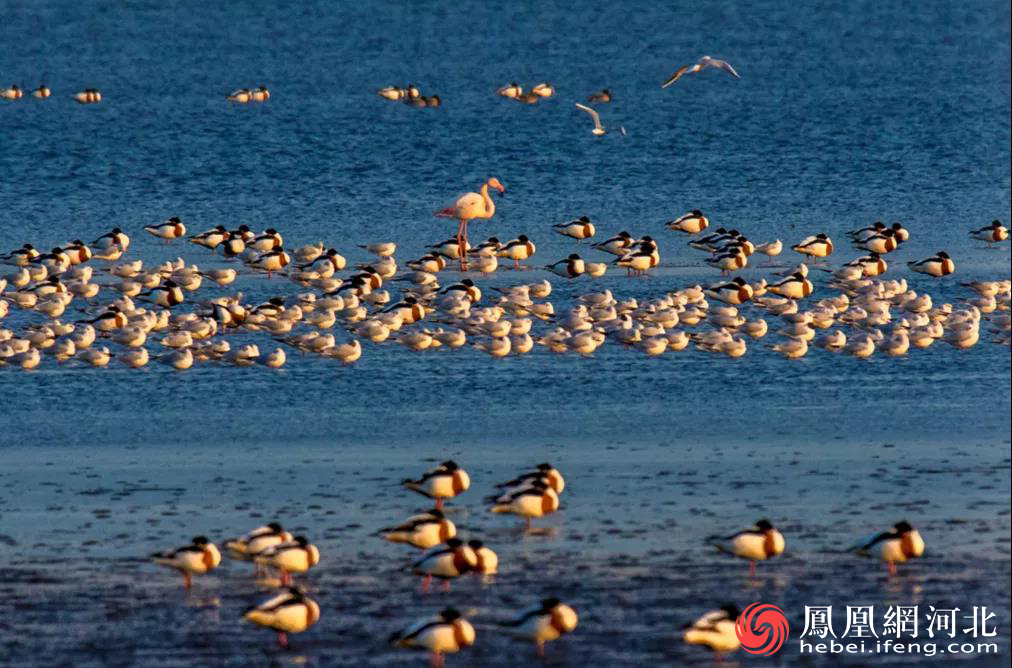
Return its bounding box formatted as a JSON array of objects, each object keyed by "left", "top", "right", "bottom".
[
  {"left": 575, "top": 103, "right": 606, "bottom": 135},
  {"left": 661, "top": 56, "right": 741, "bottom": 88}
]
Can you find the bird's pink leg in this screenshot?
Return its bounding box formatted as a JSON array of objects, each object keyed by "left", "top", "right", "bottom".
[
  {"left": 277, "top": 631, "right": 288, "bottom": 648},
  {"left": 441, "top": 579, "right": 451, "bottom": 592},
  {"left": 457, "top": 220, "right": 468, "bottom": 271},
  {"left": 435, "top": 498, "right": 444, "bottom": 511},
  {"left": 183, "top": 572, "right": 192, "bottom": 589},
  {"left": 525, "top": 517, "right": 532, "bottom": 531},
  {"left": 281, "top": 570, "right": 291, "bottom": 586},
  {"left": 421, "top": 575, "right": 432, "bottom": 593},
  {"left": 430, "top": 652, "right": 444, "bottom": 668},
  {"left": 536, "top": 641, "right": 545, "bottom": 658},
  {"left": 887, "top": 562, "right": 896, "bottom": 576},
  {"left": 750, "top": 561, "right": 756, "bottom": 577}
]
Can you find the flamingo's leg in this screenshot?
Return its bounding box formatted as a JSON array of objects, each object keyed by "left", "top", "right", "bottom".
[{"left": 457, "top": 220, "right": 468, "bottom": 271}]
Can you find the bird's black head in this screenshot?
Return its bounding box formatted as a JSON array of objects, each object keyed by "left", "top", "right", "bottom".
[
  {"left": 518, "top": 234, "right": 529, "bottom": 242},
  {"left": 192, "top": 536, "right": 209, "bottom": 546},
  {"left": 568, "top": 253, "right": 580, "bottom": 260},
  {"left": 937, "top": 251, "right": 950, "bottom": 259},
  {"left": 733, "top": 277, "right": 747, "bottom": 285},
  {"left": 267, "top": 522, "right": 283, "bottom": 532},
  {"left": 720, "top": 604, "right": 741, "bottom": 619},
  {"left": 894, "top": 520, "right": 913, "bottom": 533},
  {"left": 542, "top": 597, "right": 561, "bottom": 609},
  {"left": 755, "top": 519, "right": 773, "bottom": 531},
  {"left": 444, "top": 537, "right": 463, "bottom": 548},
  {"left": 467, "top": 539, "right": 484, "bottom": 549},
  {"left": 462, "top": 279, "right": 475, "bottom": 286},
  {"left": 440, "top": 608, "right": 462, "bottom": 621}
]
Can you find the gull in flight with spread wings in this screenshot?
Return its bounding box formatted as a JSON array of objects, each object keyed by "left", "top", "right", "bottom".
[
  {"left": 575, "top": 103, "right": 625, "bottom": 136},
  {"left": 661, "top": 56, "right": 741, "bottom": 88}
]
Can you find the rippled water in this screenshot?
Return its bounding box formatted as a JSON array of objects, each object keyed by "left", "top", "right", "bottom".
[{"left": 1, "top": 0, "right": 1010, "bottom": 665}]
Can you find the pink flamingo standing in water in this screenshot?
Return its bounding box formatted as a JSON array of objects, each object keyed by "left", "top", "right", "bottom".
[{"left": 435, "top": 177, "right": 505, "bottom": 270}]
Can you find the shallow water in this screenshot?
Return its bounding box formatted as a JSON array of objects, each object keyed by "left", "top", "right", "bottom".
[{"left": 1, "top": 0, "right": 1011, "bottom": 665}]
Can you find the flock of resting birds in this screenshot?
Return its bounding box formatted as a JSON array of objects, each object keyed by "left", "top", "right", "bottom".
[
  {"left": 0, "top": 196, "right": 1008, "bottom": 371},
  {"left": 148, "top": 459, "right": 927, "bottom": 664}
]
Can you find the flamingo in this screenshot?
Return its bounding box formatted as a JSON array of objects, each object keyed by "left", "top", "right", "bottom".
[{"left": 435, "top": 177, "right": 505, "bottom": 270}]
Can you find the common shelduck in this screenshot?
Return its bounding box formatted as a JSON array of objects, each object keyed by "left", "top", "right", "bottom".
[
  {"left": 73, "top": 88, "right": 102, "bottom": 103},
  {"left": 144, "top": 217, "right": 186, "bottom": 242},
  {"left": 389, "top": 607, "right": 476, "bottom": 667},
  {"left": 546, "top": 254, "right": 585, "bottom": 278},
  {"left": 705, "top": 277, "right": 753, "bottom": 305},
  {"left": 410, "top": 538, "right": 478, "bottom": 591},
  {"left": 502, "top": 598, "right": 578, "bottom": 656},
  {"left": 666, "top": 210, "right": 709, "bottom": 235},
  {"left": 850, "top": 521, "right": 925, "bottom": 575},
  {"left": 489, "top": 479, "right": 559, "bottom": 529},
  {"left": 402, "top": 460, "right": 471, "bottom": 509},
  {"left": 532, "top": 82, "right": 555, "bottom": 98},
  {"left": 150, "top": 536, "right": 221, "bottom": 588},
  {"left": 243, "top": 586, "right": 320, "bottom": 648},
  {"left": 709, "top": 519, "right": 785, "bottom": 575},
  {"left": 1, "top": 84, "right": 24, "bottom": 100},
  {"left": 592, "top": 231, "right": 634, "bottom": 255},
  {"left": 467, "top": 539, "right": 498, "bottom": 575},
  {"left": 92, "top": 227, "right": 130, "bottom": 250},
  {"left": 253, "top": 535, "right": 320, "bottom": 585},
  {"left": 768, "top": 272, "right": 813, "bottom": 299},
  {"left": 970, "top": 219, "right": 1008, "bottom": 245},
  {"left": 2, "top": 243, "right": 39, "bottom": 266},
  {"left": 189, "top": 225, "right": 228, "bottom": 249},
  {"left": 227, "top": 88, "right": 252, "bottom": 103},
  {"left": 378, "top": 509, "right": 457, "bottom": 549},
  {"left": 682, "top": 605, "right": 741, "bottom": 657},
  {"left": 792, "top": 233, "right": 833, "bottom": 258},
  {"left": 498, "top": 82, "right": 523, "bottom": 98},
  {"left": 587, "top": 89, "right": 612, "bottom": 103},
  {"left": 908, "top": 252, "right": 954, "bottom": 277},
  {"left": 494, "top": 463, "right": 566, "bottom": 495},
  {"left": 139, "top": 279, "right": 184, "bottom": 308},
  {"left": 553, "top": 216, "right": 596, "bottom": 240},
  {"left": 498, "top": 235, "right": 537, "bottom": 268},
  {"left": 250, "top": 228, "right": 283, "bottom": 251}
]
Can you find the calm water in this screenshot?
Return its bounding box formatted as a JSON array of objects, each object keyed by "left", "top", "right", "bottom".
[{"left": 1, "top": 0, "right": 1010, "bottom": 666}]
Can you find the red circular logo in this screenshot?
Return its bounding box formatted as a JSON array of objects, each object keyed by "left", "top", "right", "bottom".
[{"left": 735, "top": 602, "right": 789, "bottom": 655}]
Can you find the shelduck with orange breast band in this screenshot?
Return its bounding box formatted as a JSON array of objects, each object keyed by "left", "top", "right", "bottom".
[
  {"left": 389, "top": 607, "right": 476, "bottom": 668},
  {"left": 850, "top": 520, "right": 925, "bottom": 575},
  {"left": 709, "top": 519, "right": 786, "bottom": 576},
  {"left": 402, "top": 460, "right": 471, "bottom": 510},
  {"left": 243, "top": 586, "right": 320, "bottom": 648},
  {"left": 150, "top": 535, "right": 221, "bottom": 588},
  {"left": 502, "top": 598, "right": 579, "bottom": 657}
]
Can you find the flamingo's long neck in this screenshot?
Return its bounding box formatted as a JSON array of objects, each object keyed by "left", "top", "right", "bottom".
[{"left": 480, "top": 183, "right": 495, "bottom": 218}]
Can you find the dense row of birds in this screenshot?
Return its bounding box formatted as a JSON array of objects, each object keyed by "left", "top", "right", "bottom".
[
  {"left": 3, "top": 55, "right": 743, "bottom": 135},
  {"left": 1, "top": 176, "right": 1008, "bottom": 371},
  {"left": 149, "top": 459, "right": 925, "bottom": 663}
]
